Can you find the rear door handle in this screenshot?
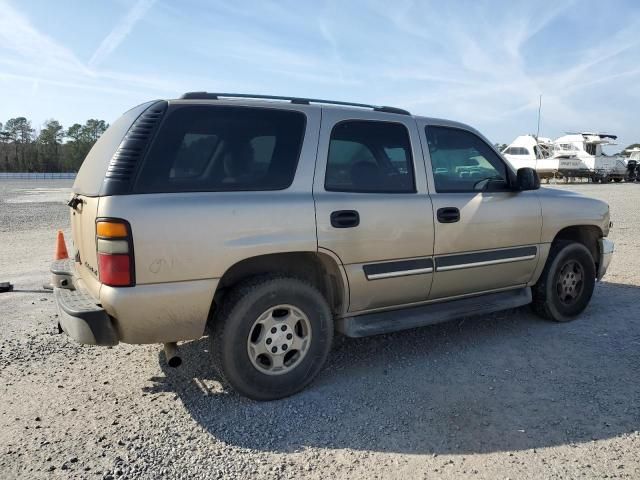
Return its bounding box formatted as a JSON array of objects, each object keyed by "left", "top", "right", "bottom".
[
  {"left": 437, "top": 207, "right": 460, "bottom": 223},
  {"left": 330, "top": 210, "right": 360, "bottom": 228}
]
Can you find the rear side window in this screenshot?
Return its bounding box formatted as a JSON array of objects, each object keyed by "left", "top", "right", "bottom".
[
  {"left": 325, "top": 121, "right": 415, "bottom": 193},
  {"left": 135, "top": 106, "right": 306, "bottom": 192}
]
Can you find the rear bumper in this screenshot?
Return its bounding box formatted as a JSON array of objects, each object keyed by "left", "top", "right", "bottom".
[
  {"left": 597, "top": 238, "right": 614, "bottom": 281},
  {"left": 52, "top": 259, "right": 217, "bottom": 345},
  {"left": 100, "top": 279, "right": 217, "bottom": 344},
  {"left": 54, "top": 286, "right": 119, "bottom": 346}
]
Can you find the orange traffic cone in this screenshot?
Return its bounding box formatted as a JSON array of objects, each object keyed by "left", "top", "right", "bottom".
[{"left": 54, "top": 230, "right": 69, "bottom": 260}]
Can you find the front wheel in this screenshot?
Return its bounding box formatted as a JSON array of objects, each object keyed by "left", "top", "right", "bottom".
[
  {"left": 210, "top": 276, "right": 333, "bottom": 400},
  {"left": 532, "top": 242, "right": 596, "bottom": 322}
]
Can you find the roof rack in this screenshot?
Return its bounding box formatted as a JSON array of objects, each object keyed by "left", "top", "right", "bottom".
[{"left": 179, "top": 92, "right": 410, "bottom": 115}]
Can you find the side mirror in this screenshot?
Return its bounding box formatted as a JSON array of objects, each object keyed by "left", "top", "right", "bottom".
[{"left": 516, "top": 167, "right": 540, "bottom": 191}]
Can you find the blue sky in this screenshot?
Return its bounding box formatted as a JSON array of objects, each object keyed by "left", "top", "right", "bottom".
[{"left": 1, "top": 0, "right": 639, "bottom": 149}]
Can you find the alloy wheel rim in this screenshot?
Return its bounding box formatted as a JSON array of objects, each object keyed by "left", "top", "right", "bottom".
[
  {"left": 556, "top": 260, "right": 584, "bottom": 305},
  {"left": 247, "top": 304, "right": 312, "bottom": 376}
]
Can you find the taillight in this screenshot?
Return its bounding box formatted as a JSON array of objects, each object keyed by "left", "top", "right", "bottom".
[{"left": 96, "top": 219, "right": 135, "bottom": 287}]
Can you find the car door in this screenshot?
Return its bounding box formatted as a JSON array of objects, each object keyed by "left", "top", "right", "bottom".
[
  {"left": 313, "top": 108, "right": 435, "bottom": 313},
  {"left": 418, "top": 121, "right": 543, "bottom": 299}
]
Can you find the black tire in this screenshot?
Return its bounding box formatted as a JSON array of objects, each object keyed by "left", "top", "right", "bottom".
[
  {"left": 532, "top": 241, "right": 596, "bottom": 322},
  {"left": 614, "top": 178, "right": 623, "bottom": 183},
  {"left": 210, "top": 275, "right": 333, "bottom": 400}
]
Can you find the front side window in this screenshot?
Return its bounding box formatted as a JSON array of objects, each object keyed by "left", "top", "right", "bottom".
[
  {"left": 135, "top": 106, "right": 306, "bottom": 193},
  {"left": 325, "top": 120, "right": 415, "bottom": 193},
  {"left": 425, "top": 126, "right": 510, "bottom": 193}
]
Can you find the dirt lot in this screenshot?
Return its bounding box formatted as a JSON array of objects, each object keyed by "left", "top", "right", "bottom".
[{"left": 0, "top": 180, "right": 638, "bottom": 479}]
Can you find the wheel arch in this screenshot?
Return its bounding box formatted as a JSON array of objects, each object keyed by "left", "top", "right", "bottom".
[
  {"left": 212, "top": 251, "right": 348, "bottom": 319},
  {"left": 551, "top": 225, "right": 602, "bottom": 265},
  {"left": 532, "top": 224, "right": 604, "bottom": 285}
]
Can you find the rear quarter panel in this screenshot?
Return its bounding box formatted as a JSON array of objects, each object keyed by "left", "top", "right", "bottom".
[{"left": 98, "top": 191, "right": 318, "bottom": 285}]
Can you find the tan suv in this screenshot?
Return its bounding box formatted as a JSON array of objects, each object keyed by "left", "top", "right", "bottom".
[{"left": 52, "top": 93, "right": 614, "bottom": 400}]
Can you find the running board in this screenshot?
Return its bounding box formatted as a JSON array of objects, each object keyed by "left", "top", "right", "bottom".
[{"left": 336, "top": 287, "right": 532, "bottom": 338}]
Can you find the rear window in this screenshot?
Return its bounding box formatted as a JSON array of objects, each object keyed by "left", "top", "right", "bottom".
[{"left": 134, "top": 106, "right": 306, "bottom": 193}]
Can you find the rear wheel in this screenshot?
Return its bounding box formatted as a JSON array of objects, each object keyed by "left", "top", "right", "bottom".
[
  {"left": 210, "top": 276, "right": 333, "bottom": 400},
  {"left": 614, "top": 178, "right": 623, "bottom": 183},
  {"left": 532, "top": 241, "right": 596, "bottom": 322}
]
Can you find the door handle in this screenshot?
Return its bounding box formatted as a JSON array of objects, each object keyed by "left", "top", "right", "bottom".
[
  {"left": 437, "top": 207, "right": 460, "bottom": 223},
  {"left": 330, "top": 210, "right": 360, "bottom": 228}
]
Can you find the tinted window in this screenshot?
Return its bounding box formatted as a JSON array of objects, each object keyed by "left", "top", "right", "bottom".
[
  {"left": 325, "top": 121, "right": 415, "bottom": 193},
  {"left": 425, "top": 126, "right": 509, "bottom": 193},
  {"left": 135, "top": 106, "right": 305, "bottom": 193}
]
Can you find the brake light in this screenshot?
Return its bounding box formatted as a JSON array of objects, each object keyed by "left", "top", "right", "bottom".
[{"left": 96, "top": 219, "right": 135, "bottom": 287}]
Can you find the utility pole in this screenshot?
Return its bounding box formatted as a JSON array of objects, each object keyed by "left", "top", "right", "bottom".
[{"left": 536, "top": 94, "right": 542, "bottom": 139}]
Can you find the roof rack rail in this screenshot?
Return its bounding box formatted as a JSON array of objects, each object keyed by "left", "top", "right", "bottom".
[{"left": 179, "top": 92, "right": 410, "bottom": 115}]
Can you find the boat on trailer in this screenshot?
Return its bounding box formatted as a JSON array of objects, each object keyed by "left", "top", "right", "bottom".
[
  {"left": 503, "top": 132, "right": 627, "bottom": 182},
  {"left": 626, "top": 147, "right": 640, "bottom": 161},
  {"left": 550, "top": 133, "right": 626, "bottom": 182},
  {"left": 624, "top": 147, "right": 640, "bottom": 181}
]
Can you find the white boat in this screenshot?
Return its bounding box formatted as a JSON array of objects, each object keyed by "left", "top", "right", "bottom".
[
  {"left": 549, "top": 133, "right": 626, "bottom": 182},
  {"left": 625, "top": 147, "right": 640, "bottom": 161},
  {"left": 501, "top": 135, "right": 555, "bottom": 178},
  {"left": 503, "top": 132, "right": 627, "bottom": 182}
]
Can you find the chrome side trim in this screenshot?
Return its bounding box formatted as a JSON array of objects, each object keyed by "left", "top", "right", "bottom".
[
  {"left": 363, "top": 257, "right": 434, "bottom": 281},
  {"left": 436, "top": 254, "right": 537, "bottom": 272},
  {"left": 367, "top": 267, "right": 434, "bottom": 280}
]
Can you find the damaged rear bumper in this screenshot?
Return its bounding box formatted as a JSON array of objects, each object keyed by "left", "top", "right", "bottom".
[{"left": 52, "top": 259, "right": 118, "bottom": 346}]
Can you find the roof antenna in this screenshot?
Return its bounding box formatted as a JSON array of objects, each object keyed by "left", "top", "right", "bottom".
[{"left": 536, "top": 94, "right": 542, "bottom": 139}]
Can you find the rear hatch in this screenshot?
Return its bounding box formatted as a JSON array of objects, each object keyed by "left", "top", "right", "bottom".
[
  {"left": 69, "top": 196, "right": 101, "bottom": 297},
  {"left": 69, "top": 101, "right": 164, "bottom": 298}
]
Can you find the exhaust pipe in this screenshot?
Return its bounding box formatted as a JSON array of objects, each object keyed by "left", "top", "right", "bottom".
[{"left": 163, "top": 342, "right": 182, "bottom": 368}]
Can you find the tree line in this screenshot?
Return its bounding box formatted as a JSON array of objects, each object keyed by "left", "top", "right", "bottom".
[
  {"left": 0, "top": 117, "right": 108, "bottom": 172},
  {"left": 1, "top": 116, "right": 638, "bottom": 173}
]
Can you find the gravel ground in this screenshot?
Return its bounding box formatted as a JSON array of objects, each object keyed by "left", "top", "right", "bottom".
[{"left": 1, "top": 180, "right": 639, "bottom": 479}]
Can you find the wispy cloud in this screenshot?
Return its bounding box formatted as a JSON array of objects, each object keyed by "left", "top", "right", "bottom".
[
  {"left": 0, "top": 2, "right": 86, "bottom": 73},
  {"left": 0, "top": 0, "right": 179, "bottom": 99},
  {"left": 88, "top": 0, "right": 156, "bottom": 68}
]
